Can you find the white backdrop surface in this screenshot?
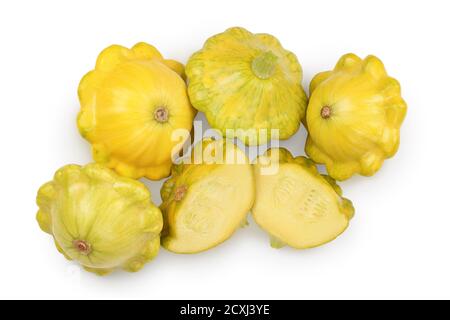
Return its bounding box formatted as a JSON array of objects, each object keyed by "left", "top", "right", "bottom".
[{"left": 0, "top": 0, "right": 449, "bottom": 299}]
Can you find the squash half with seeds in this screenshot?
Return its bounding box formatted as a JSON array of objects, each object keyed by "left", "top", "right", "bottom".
[
  {"left": 253, "top": 148, "right": 354, "bottom": 249},
  {"left": 160, "top": 139, "right": 255, "bottom": 253}
]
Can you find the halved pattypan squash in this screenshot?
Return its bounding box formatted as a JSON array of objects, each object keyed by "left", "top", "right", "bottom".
[
  {"left": 253, "top": 148, "right": 354, "bottom": 249},
  {"left": 78, "top": 42, "right": 196, "bottom": 180},
  {"left": 160, "top": 138, "right": 255, "bottom": 253},
  {"left": 36, "top": 163, "right": 163, "bottom": 275},
  {"left": 305, "top": 53, "right": 407, "bottom": 180},
  {"left": 186, "top": 27, "right": 307, "bottom": 145}
]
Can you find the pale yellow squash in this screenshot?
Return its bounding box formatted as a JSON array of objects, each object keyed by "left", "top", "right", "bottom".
[
  {"left": 36, "top": 163, "right": 163, "bottom": 275},
  {"left": 186, "top": 27, "right": 307, "bottom": 145}
]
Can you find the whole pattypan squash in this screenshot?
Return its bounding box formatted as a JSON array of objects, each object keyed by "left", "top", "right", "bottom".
[
  {"left": 305, "top": 53, "right": 407, "bottom": 180},
  {"left": 186, "top": 27, "right": 307, "bottom": 145},
  {"left": 253, "top": 148, "right": 354, "bottom": 249},
  {"left": 160, "top": 138, "right": 255, "bottom": 253},
  {"left": 36, "top": 163, "right": 163, "bottom": 275},
  {"left": 78, "top": 42, "right": 196, "bottom": 180}
]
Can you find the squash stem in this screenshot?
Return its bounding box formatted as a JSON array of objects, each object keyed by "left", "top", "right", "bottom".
[
  {"left": 174, "top": 185, "right": 188, "bottom": 201},
  {"left": 321, "top": 106, "right": 332, "bottom": 119},
  {"left": 252, "top": 51, "right": 278, "bottom": 79},
  {"left": 73, "top": 240, "right": 92, "bottom": 255},
  {"left": 154, "top": 107, "right": 169, "bottom": 123}
]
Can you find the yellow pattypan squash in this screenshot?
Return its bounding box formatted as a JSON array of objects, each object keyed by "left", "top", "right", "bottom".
[
  {"left": 36, "top": 163, "right": 163, "bottom": 275},
  {"left": 160, "top": 138, "right": 255, "bottom": 253},
  {"left": 78, "top": 42, "right": 196, "bottom": 180},
  {"left": 253, "top": 148, "right": 354, "bottom": 249},
  {"left": 186, "top": 27, "right": 307, "bottom": 145},
  {"left": 305, "top": 53, "right": 407, "bottom": 180}
]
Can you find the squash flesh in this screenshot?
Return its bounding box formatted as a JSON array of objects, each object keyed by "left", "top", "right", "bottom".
[
  {"left": 160, "top": 139, "right": 255, "bottom": 254},
  {"left": 252, "top": 148, "right": 354, "bottom": 249},
  {"left": 163, "top": 164, "right": 253, "bottom": 253}
]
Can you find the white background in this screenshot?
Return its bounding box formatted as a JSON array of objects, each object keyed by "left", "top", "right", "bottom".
[{"left": 0, "top": 0, "right": 449, "bottom": 300}]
